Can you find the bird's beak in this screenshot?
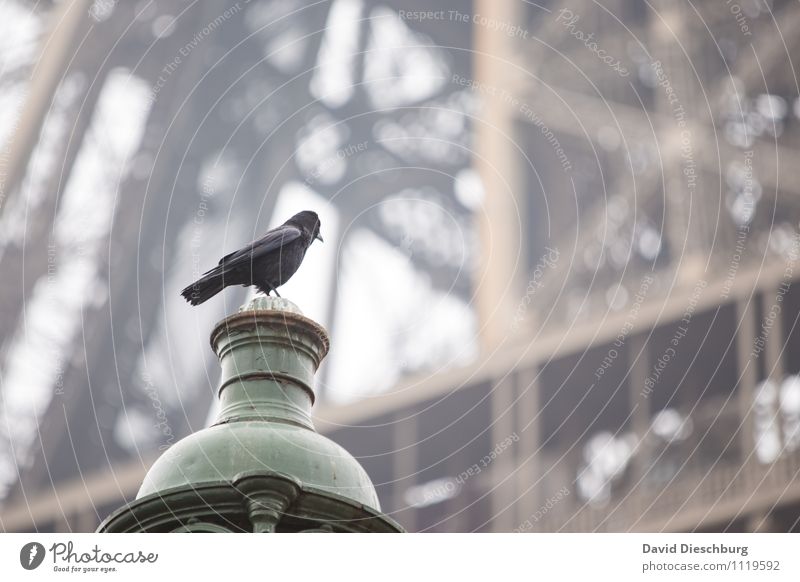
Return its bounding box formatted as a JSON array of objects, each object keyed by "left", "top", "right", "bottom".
[{"left": 315, "top": 233, "right": 324, "bottom": 243}]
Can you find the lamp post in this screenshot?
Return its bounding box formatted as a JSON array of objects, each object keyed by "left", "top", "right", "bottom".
[{"left": 99, "top": 296, "right": 403, "bottom": 533}]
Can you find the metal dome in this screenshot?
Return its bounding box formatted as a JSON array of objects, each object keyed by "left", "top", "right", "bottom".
[{"left": 137, "top": 418, "right": 381, "bottom": 509}]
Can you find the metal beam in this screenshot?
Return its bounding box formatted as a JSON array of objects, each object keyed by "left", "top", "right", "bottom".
[{"left": 0, "top": 0, "right": 92, "bottom": 216}]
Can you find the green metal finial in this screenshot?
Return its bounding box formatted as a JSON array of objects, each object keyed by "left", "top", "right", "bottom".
[{"left": 98, "top": 296, "right": 403, "bottom": 533}]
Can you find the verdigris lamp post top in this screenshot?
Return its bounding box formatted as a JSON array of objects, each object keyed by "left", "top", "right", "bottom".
[{"left": 98, "top": 296, "right": 403, "bottom": 533}]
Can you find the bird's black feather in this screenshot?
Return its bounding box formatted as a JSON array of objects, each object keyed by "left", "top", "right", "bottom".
[{"left": 217, "top": 225, "right": 301, "bottom": 267}]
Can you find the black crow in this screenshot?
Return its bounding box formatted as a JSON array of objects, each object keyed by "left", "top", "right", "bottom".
[{"left": 180, "top": 210, "right": 323, "bottom": 305}]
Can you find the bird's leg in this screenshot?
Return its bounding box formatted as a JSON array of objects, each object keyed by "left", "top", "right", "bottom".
[
  {"left": 264, "top": 281, "right": 281, "bottom": 297},
  {"left": 259, "top": 286, "right": 280, "bottom": 297}
]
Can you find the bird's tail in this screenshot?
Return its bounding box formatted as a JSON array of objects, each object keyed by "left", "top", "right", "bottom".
[{"left": 180, "top": 270, "right": 226, "bottom": 305}]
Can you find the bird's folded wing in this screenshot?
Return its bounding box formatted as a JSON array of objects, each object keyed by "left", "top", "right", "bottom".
[{"left": 215, "top": 225, "right": 302, "bottom": 270}]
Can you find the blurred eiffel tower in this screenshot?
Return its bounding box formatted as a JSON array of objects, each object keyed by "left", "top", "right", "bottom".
[{"left": 4, "top": 0, "right": 800, "bottom": 533}]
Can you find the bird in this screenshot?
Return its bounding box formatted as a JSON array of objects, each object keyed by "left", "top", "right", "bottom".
[{"left": 180, "top": 210, "right": 323, "bottom": 305}]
